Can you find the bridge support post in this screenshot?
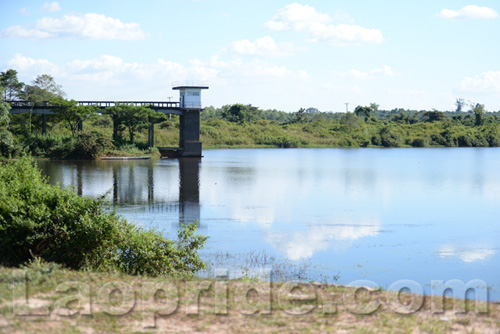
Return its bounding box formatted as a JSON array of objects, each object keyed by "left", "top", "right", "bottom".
[
  {"left": 42, "top": 114, "right": 47, "bottom": 135},
  {"left": 78, "top": 120, "right": 83, "bottom": 132},
  {"left": 113, "top": 114, "right": 118, "bottom": 142},
  {"left": 179, "top": 110, "right": 202, "bottom": 157},
  {"left": 148, "top": 118, "right": 155, "bottom": 147}
]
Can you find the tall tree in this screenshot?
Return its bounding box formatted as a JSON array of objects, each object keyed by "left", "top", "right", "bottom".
[
  {"left": 369, "top": 102, "right": 379, "bottom": 113},
  {"left": 50, "top": 98, "right": 98, "bottom": 136},
  {"left": 354, "top": 105, "right": 372, "bottom": 120},
  {"left": 0, "top": 87, "right": 11, "bottom": 128},
  {"left": 21, "top": 74, "right": 65, "bottom": 104},
  {"left": 293, "top": 108, "right": 308, "bottom": 123},
  {"left": 0, "top": 69, "right": 25, "bottom": 101},
  {"left": 0, "top": 87, "right": 14, "bottom": 157},
  {"left": 470, "top": 102, "right": 485, "bottom": 126},
  {"left": 455, "top": 98, "right": 465, "bottom": 112}
]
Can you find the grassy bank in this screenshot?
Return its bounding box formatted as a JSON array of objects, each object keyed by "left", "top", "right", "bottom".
[{"left": 1, "top": 260, "right": 499, "bottom": 334}]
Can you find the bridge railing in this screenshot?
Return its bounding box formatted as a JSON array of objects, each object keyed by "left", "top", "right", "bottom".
[
  {"left": 76, "top": 101, "right": 181, "bottom": 108},
  {"left": 6, "top": 100, "right": 181, "bottom": 109}
]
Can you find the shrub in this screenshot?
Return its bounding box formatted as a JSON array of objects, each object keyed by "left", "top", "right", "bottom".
[
  {"left": 159, "top": 120, "right": 177, "bottom": 129},
  {"left": 73, "top": 131, "right": 114, "bottom": 159},
  {"left": 379, "top": 127, "right": 402, "bottom": 147},
  {"left": 0, "top": 156, "right": 207, "bottom": 277},
  {"left": 22, "top": 133, "right": 75, "bottom": 158},
  {"left": 92, "top": 116, "right": 113, "bottom": 128},
  {"left": 411, "top": 138, "right": 429, "bottom": 147},
  {"left": 0, "top": 129, "right": 16, "bottom": 157}
]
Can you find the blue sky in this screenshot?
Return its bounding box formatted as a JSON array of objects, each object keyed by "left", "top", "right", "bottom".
[{"left": 1, "top": 0, "right": 499, "bottom": 112}]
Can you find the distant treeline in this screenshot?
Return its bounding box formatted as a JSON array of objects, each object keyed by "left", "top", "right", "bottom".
[
  {"left": 2, "top": 69, "right": 500, "bottom": 159},
  {"left": 202, "top": 104, "right": 500, "bottom": 124}
]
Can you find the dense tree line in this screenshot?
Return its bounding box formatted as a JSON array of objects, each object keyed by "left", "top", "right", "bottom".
[{"left": 2, "top": 69, "right": 500, "bottom": 159}]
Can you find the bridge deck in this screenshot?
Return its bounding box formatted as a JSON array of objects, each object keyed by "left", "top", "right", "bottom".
[{"left": 7, "top": 100, "right": 184, "bottom": 115}]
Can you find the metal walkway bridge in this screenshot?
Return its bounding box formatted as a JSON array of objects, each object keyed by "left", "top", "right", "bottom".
[{"left": 7, "top": 100, "right": 202, "bottom": 157}]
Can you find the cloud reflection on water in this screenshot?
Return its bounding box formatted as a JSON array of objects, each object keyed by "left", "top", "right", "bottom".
[
  {"left": 438, "top": 245, "right": 496, "bottom": 263},
  {"left": 265, "top": 219, "right": 381, "bottom": 260}
]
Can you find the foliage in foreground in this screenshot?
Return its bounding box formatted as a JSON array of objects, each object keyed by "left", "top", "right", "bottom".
[{"left": 0, "top": 156, "right": 207, "bottom": 277}]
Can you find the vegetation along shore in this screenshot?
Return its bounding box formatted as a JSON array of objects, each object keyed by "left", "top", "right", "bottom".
[{"left": 2, "top": 70, "right": 500, "bottom": 160}]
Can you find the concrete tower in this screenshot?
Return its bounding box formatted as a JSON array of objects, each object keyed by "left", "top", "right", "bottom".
[{"left": 172, "top": 81, "right": 209, "bottom": 157}]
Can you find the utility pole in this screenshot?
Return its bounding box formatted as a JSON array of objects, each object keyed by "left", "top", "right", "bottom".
[
  {"left": 168, "top": 96, "right": 173, "bottom": 119},
  {"left": 345, "top": 103, "right": 350, "bottom": 113}
]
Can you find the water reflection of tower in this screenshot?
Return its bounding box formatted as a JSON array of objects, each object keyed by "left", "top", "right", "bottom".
[{"left": 178, "top": 158, "right": 201, "bottom": 225}]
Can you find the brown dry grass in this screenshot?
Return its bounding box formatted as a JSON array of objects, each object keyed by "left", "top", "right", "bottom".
[{"left": 1, "top": 262, "right": 499, "bottom": 334}]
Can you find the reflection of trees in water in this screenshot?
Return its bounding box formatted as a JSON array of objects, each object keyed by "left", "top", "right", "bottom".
[{"left": 39, "top": 159, "right": 202, "bottom": 226}]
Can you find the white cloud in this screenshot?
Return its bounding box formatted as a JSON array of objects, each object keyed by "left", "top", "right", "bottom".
[
  {"left": 438, "top": 245, "right": 495, "bottom": 262},
  {"left": 336, "top": 65, "right": 397, "bottom": 79},
  {"left": 387, "top": 88, "right": 426, "bottom": 96},
  {"left": 6, "top": 53, "right": 308, "bottom": 100},
  {"left": 193, "top": 56, "right": 304, "bottom": 79},
  {"left": 19, "top": 7, "right": 30, "bottom": 15},
  {"left": 266, "top": 220, "right": 380, "bottom": 260},
  {"left": 41, "top": 2, "right": 61, "bottom": 13},
  {"left": 265, "top": 3, "right": 332, "bottom": 31},
  {"left": 1, "top": 13, "right": 145, "bottom": 40},
  {"left": 229, "top": 36, "right": 295, "bottom": 57},
  {"left": 7, "top": 53, "right": 60, "bottom": 76},
  {"left": 438, "top": 5, "right": 499, "bottom": 20},
  {"left": 458, "top": 71, "right": 500, "bottom": 94},
  {"left": 265, "top": 3, "right": 384, "bottom": 46}
]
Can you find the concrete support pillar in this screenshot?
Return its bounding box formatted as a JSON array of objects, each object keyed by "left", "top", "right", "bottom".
[
  {"left": 148, "top": 117, "right": 155, "bottom": 147},
  {"left": 113, "top": 114, "right": 118, "bottom": 142},
  {"left": 42, "top": 114, "right": 47, "bottom": 135},
  {"left": 78, "top": 120, "right": 83, "bottom": 132},
  {"left": 179, "top": 110, "right": 202, "bottom": 157}
]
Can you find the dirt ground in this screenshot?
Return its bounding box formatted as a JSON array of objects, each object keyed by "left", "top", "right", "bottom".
[{"left": 1, "top": 263, "right": 499, "bottom": 333}]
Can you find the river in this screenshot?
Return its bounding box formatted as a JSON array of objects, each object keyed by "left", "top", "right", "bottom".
[{"left": 37, "top": 148, "right": 500, "bottom": 301}]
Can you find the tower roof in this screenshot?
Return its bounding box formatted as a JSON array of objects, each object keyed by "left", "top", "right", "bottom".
[{"left": 172, "top": 81, "right": 209, "bottom": 90}]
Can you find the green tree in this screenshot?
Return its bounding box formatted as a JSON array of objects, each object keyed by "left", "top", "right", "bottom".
[
  {"left": 21, "top": 74, "right": 65, "bottom": 104},
  {"left": 222, "top": 104, "right": 261, "bottom": 124},
  {"left": 0, "top": 69, "right": 25, "bottom": 101},
  {"left": 105, "top": 103, "right": 165, "bottom": 143},
  {"left": 0, "top": 87, "right": 10, "bottom": 128},
  {"left": 470, "top": 102, "right": 485, "bottom": 126},
  {"left": 0, "top": 87, "right": 15, "bottom": 156},
  {"left": 354, "top": 105, "right": 372, "bottom": 120},
  {"left": 369, "top": 102, "right": 379, "bottom": 113},
  {"left": 340, "top": 112, "right": 362, "bottom": 130},
  {"left": 455, "top": 98, "right": 465, "bottom": 112},
  {"left": 422, "top": 110, "right": 447, "bottom": 122},
  {"left": 293, "top": 107, "right": 308, "bottom": 123},
  {"left": 50, "top": 98, "right": 98, "bottom": 136}
]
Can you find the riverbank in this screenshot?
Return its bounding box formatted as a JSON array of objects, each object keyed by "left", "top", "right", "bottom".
[
  {"left": 4, "top": 110, "right": 500, "bottom": 160},
  {"left": 1, "top": 262, "right": 498, "bottom": 334}
]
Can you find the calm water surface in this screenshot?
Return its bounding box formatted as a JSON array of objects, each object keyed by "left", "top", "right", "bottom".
[{"left": 37, "top": 148, "right": 500, "bottom": 300}]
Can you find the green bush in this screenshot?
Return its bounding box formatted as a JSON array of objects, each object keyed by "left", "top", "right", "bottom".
[
  {"left": 22, "top": 133, "right": 75, "bottom": 158},
  {"left": 0, "top": 129, "right": 16, "bottom": 157},
  {"left": 379, "top": 127, "right": 402, "bottom": 147},
  {"left": 411, "top": 138, "right": 429, "bottom": 147},
  {"left": 92, "top": 116, "right": 113, "bottom": 128},
  {"left": 73, "top": 131, "right": 114, "bottom": 159},
  {"left": 0, "top": 156, "right": 207, "bottom": 277}
]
